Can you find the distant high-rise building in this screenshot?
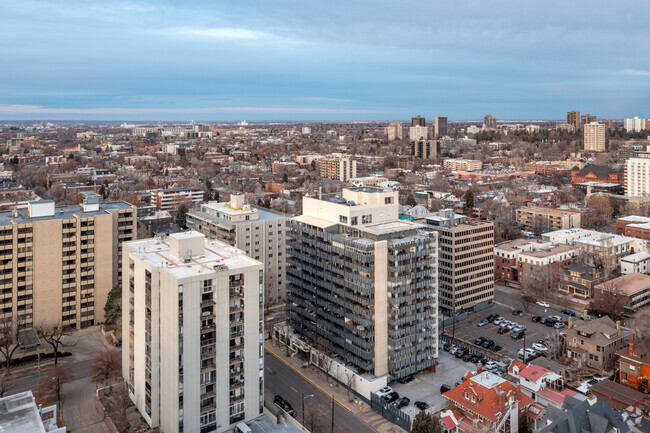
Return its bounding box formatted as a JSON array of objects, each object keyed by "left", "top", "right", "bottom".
[
  {"left": 567, "top": 110, "right": 581, "bottom": 131},
  {"left": 434, "top": 116, "right": 448, "bottom": 137},
  {"left": 411, "top": 115, "right": 426, "bottom": 127},
  {"left": 301, "top": 126, "right": 312, "bottom": 135},
  {"left": 602, "top": 119, "right": 613, "bottom": 131},
  {"left": 409, "top": 125, "right": 428, "bottom": 142},
  {"left": 624, "top": 117, "right": 647, "bottom": 133},
  {"left": 584, "top": 122, "right": 606, "bottom": 152},
  {"left": 626, "top": 153, "right": 650, "bottom": 196},
  {"left": 483, "top": 114, "right": 497, "bottom": 129},
  {"left": 286, "top": 187, "right": 439, "bottom": 378},
  {"left": 411, "top": 139, "right": 437, "bottom": 160},
  {"left": 581, "top": 114, "right": 596, "bottom": 129},
  {"left": 385, "top": 122, "right": 403, "bottom": 140},
  {"left": 318, "top": 155, "right": 357, "bottom": 181},
  {"left": 123, "top": 232, "right": 263, "bottom": 432}
]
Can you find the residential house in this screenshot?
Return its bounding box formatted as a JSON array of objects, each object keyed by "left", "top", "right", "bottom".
[
  {"left": 559, "top": 263, "right": 605, "bottom": 300},
  {"left": 508, "top": 362, "right": 583, "bottom": 409},
  {"left": 616, "top": 337, "right": 650, "bottom": 392},
  {"left": 565, "top": 317, "right": 632, "bottom": 370},
  {"left": 442, "top": 368, "right": 534, "bottom": 433},
  {"left": 538, "top": 395, "right": 632, "bottom": 433}
]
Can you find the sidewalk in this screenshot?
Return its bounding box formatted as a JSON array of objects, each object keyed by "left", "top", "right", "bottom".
[{"left": 265, "top": 341, "right": 407, "bottom": 433}]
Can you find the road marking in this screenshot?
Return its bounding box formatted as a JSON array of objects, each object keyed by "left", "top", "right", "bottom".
[
  {"left": 290, "top": 386, "right": 298, "bottom": 394},
  {"left": 253, "top": 419, "right": 269, "bottom": 433},
  {"left": 265, "top": 346, "right": 352, "bottom": 413}
]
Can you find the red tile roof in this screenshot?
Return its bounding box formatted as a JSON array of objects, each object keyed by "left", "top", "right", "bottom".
[
  {"left": 519, "top": 365, "right": 553, "bottom": 382},
  {"left": 509, "top": 360, "right": 528, "bottom": 374},
  {"left": 443, "top": 372, "right": 534, "bottom": 423}
]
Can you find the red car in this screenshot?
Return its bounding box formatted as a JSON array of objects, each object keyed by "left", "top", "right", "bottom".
[
  {"left": 455, "top": 348, "right": 469, "bottom": 358},
  {"left": 497, "top": 326, "right": 509, "bottom": 334}
]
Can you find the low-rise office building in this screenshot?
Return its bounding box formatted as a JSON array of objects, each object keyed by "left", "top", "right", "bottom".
[{"left": 516, "top": 207, "right": 581, "bottom": 232}]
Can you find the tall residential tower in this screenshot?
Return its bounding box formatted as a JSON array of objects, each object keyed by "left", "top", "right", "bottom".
[
  {"left": 123, "top": 232, "right": 263, "bottom": 433},
  {"left": 286, "top": 187, "right": 439, "bottom": 378}
]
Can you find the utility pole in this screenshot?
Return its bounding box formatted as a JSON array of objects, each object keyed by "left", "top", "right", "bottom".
[{"left": 331, "top": 396, "right": 335, "bottom": 433}]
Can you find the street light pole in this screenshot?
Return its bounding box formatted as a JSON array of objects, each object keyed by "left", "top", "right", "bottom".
[
  {"left": 302, "top": 393, "right": 314, "bottom": 427},
  {"left": 331, "top": 396, "right": 334, "bottom": 433}
]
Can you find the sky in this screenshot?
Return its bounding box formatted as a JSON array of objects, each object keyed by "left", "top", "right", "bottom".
[{"left": 0, "top": 0, "right": 649, "bottom": 121}]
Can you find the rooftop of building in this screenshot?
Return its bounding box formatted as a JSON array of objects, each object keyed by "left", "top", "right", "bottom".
[
  {"left": 0, "top": 200, "right": 132, "bottom": 226},
  {"left": 565, "top": 316, "right": 630, "bottom": 345},
  {"left": 574, "top": 233, "right": 639, "bottom": 248},
  {"left": 517, "top": 206, "right": 577, "bottom": 216},
  {"left": 621, "top": 250, "right": 650, "bottom": 263},
  {"left": 518, "top": 243, "right": 575, "bottom": 258},
  {"left": 595, "top": 272, "right": 650, "bottom": 295},
  {"left": 494, "top": 238, "right": 552, "bottom": 252},
  {"left": 543, "top": 228, "right": 596, "bottom": 238},
  {"left": 618, "top": 215, "right": 650, "bottom": 223},
  {"left": 125, "top": 231, "right": 261, "bottom": 279},
  {"left": 0, "top": 391, "right": 61, "bottom": 433}
]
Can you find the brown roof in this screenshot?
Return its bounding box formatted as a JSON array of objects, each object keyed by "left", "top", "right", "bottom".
[
  {"left": 616, "top": 339, "right": 650, "bottom": 363},
  {"left": 590, "top": 380, "right": 645, "bottom": 407},
  {"left": 595, "top": 273, "right": 650, "bottom": 295}
]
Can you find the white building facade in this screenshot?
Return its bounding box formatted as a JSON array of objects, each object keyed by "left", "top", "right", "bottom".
[
  {"left": 624, "top": 117, "right": 646, "bottom": 133},
  {"left": 583, "top": 122, "right": 605, "bottom": 152},
  {"left": 123, "top": 232, "right": 263, "bottom": 433}
]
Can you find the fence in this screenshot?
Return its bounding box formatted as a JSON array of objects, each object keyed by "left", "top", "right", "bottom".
[
  {"left": 440, "top": 333, "right": 512, "bottom": 364},
  {"left": 370, "top": 393, "right": 412, "bottom": 432}
]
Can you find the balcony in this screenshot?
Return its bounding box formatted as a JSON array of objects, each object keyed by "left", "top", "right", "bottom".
[
  {"left": 229, "top": 381, "right": 244, "bottom": 391},
  {"left": 229, "top": 356, "right": 244, "bottom": 366}
]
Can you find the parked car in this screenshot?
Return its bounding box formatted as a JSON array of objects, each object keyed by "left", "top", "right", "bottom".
[
  {"left": 414, "top": 401, "right": 430, "bottom": 410},
  {"left": 498, "top": 326, "right": 509, "bottom": 334},
  {"left": 484, "top": 361, "right": 498, "bottom": 370},
  {"left": 518, "top": 348, "right": 537, "bottom": 360},
  {"left": 513, "top": 325, "right": 526, "bottom": 332},
  {"left": 561, "top": 309, "right": 576, "bottom": 316},
  {"left": 545, "top": 319, "right": 557, "bottom": 327},
  {"left": 393, "top": 397, "right": 410, "bottom": 409},
  {"left": 376, "top": 386, "right": 393, "bottom": 397},
  {"left": 475, "top": 336, "right": 486, "bottom": 345},
  {"left": 469, "top": 354, "right": 481, "bottom": 363},
  {"left": 455, "top": 348, "right": 469, "bottom": 358},
  {"left": 443, "top": 342, "right": 455, "bottom": 351},
  {"left": 506, "top": 322, "right": 518, "bottom": 330},
  {"left": 536, "top": 301, "right": 550, "bottom": 308},
  {"left": 481, "top": 339, "right": 495, "bottom": 349},
  {"left": 494, "top": 317, "right": 505, "bottom": 325},
  {"left": 532, "top": 343, "right": 548, "bottom": 352},
  {"left": 539, "top": 317, "right": 547, "bottom": 324},
  {"left": 531, "top": 316, "right": 542, "bottom": 323},
  {"left": 440, "top": 384, "right": 452, "bottom": 394},
  {"left": 274, "top": 395, "right": 295, "bottom": 416},
  {"left": 512, "top": 309, "right": 523, "bottom": 316},
  {"left": 449, "top": 347, "right": 460, "bottom": 355},
  {"left": 492, "top": 345, "right": 502, "bottom": 352},
  {"left": 399, "top": 374, "right": 415, "bottom": 384},
  {"left": 477, "top": 319, "right": 489, "bottom": 327},
  {"left": 462, "top": 352, "right": 473, "bottom": 362},
  {"left": 486, "top": 314, "right": 499, "bottom": 323},
  {"left": 554, "top": 322, "right": 566, "bottom": 329},
  {"left": 512, "top": 330, "right": 525, "bottom": 340},
  {"left": 383, "top": 391, "right": 400, "bottom": 403},
  {"left": 549, "top": 315, "right": 562, "bottom": 322}
]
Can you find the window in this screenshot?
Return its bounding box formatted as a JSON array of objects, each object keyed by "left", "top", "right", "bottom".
[
  {"left": 351, "top": 216, "right": 358, "bottom": 225},
  {"left": 385, "top": 197, "right": 394, "bottom": 204},
  {"left": 339, "top": 215, "right": 348, "bottom": 224}
]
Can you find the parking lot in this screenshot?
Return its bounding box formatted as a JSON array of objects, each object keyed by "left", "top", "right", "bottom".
[
  {"left": 388, "top": 349, "right": 477, "bottom": 416},
  {"left": 445, "top": 302, "right": 578, "bottom": 361}
]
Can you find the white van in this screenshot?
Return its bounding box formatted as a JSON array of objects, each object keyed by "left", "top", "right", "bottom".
[{"left": 235, "top": 422, "right": 252, "bottom": 433}]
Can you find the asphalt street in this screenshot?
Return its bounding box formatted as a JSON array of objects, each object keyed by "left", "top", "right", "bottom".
[{"left": 264, "top": 350, "right": 376, "bottom": 433}]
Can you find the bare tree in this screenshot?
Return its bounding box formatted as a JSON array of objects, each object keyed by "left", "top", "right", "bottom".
[
  {"left": 520, "top": 292, "right": 535, "bottom": 313},
  {"left": 91, "top": 350, "right": 121, "bottom": 387},
  {"left": 0, "top": 373, "right": 10, "bottom": 398},
  {"left": 104, "top": 382, "right": 131, "bottom": 433},
  {"left": 0, "top": 318, "right": 21, "bottom": 373},
  {"left": 343, "top": 370, "right": 356, "bottom": 401},
  {"left": 36, "top": 323, "right": 76, "bottom": 366},
  {"left": 39, "top": 365, "right": 73, "bottom": 407},
  {"left": 303, "top": 401, "right": 325, "bottom": 433},
  {"left": 595, "top": 279, "right": 628, "bottom": 319}
]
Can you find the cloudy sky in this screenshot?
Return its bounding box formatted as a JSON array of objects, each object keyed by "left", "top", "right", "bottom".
[{"left": 1, "top": 1, "right": 649, "bottom": 121}]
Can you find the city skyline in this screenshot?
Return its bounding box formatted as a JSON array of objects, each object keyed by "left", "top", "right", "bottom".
[{"left": 1, "top": 1, "right": 649, "bottom": 120}]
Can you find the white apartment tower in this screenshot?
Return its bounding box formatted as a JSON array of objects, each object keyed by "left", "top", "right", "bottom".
[
  {"left": 624, "top": 117, "right": 646, "bottom": 133},
  {"left": 123, "top": 232, "right": 263, "bottom": 433},
  {"left": 409, "top": 125, "right": 428, "bottom": 142},
  {"left": 626, "top": 153, "right": 650, "bottom": 197},
  {"left": 583, "top": 122, "right": 606, "bottom": 152}
]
